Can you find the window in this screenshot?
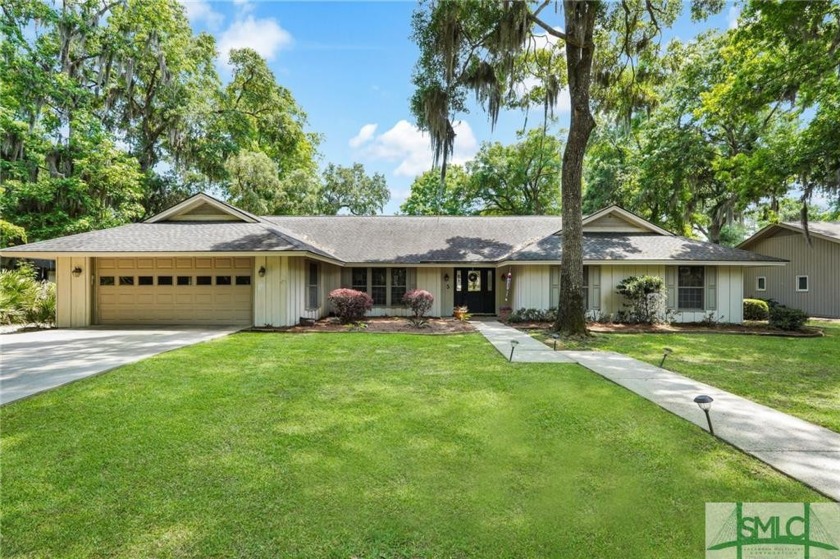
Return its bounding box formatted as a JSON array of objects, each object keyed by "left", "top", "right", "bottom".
[
  {"left": 138, "top": 276, "right": 154, "bottom": 286},
  {"left": 177, "top": 276, "right": 192, "bottom": 286},
  {"left": 235, "top": 276, "right": 251, "bottom": 286},
  {"left": 371, "top": 268, "right": 387, "bottom": 305},
  {"left": 119, "top": 276, "right": 134, "bottom": 286},
  {"left": 796, "top": 275, "right": 809, "bottom": 292},
  {"left": 352, "top": 268, "right": 367, "bottom": 292},
  {"left": 216, "top": 276, "right": 231, "bottom": 285},
  {"left": 581, "top": 266, "right": 590, "bottom": 310},
  {"left": 390, "top": 268, "right": 407, "bottom": 305},
  {"left": 455, "top": 270, "right": 462, "bottom": 291},
  {"left": 158, "top": 276, "right": 173, "bottom": 286},
  {"left": 99, "top": 276, "right": 115, "bottom": 286},
  {"left": 677, "top": 266, "right": 705, "bottom": 310},
  {"left": 307, "top": 262, "right": 319, "bottom": 308},
  {"left": 196, "top": 276, "right": 212, "bottom": 286},
  {"left": 756, "top": 276, "right": 766, "bottom": 291}
]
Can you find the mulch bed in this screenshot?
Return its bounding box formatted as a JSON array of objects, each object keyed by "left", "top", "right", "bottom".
[
  {"left": 252, "top": 317, "right": 475, "bottom": 335},
  {"left": 512, "top": 321, "right": 825, "bottom": 337}
]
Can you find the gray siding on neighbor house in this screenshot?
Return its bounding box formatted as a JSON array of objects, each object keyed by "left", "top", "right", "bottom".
[{"left": 743, "top": 229, "right": 840, "bottom": 318}]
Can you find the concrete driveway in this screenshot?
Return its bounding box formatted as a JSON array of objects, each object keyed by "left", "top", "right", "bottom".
[{"left": 0, "top": 326, "right": 241, "bottom": 405}]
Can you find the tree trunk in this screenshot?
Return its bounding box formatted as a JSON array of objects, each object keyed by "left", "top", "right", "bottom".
[{"left": 553, "top": 0, "right": 597, "bottom": 336}]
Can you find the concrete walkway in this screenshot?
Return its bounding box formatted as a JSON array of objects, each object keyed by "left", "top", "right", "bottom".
[
  {"left": 472, "top": 319, "right": 840, "bottom": 500},
  {"left": 0, "top": 326, "right": 240, "bottom": 405}
]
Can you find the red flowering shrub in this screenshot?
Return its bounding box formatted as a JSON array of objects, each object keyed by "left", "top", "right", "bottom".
[
  {"left": 328, "top": 288, "right": 373, "bottom": 323},
  {"left": 403, "top": 289, "right": 434, "bottom": 326}
]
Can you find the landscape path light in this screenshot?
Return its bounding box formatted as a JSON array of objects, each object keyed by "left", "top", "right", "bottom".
[
  {"left": 660, "top": 347, "right": 673, "bottom": 368},
  {"left": 551, "top": 333, "right": 560, "bottom": 351},
  {"left": 694, "top": 395, "right": 715, "bottom": 436},
  {"left": 509, "top": 340, "right": 519, "bottom": 362}
]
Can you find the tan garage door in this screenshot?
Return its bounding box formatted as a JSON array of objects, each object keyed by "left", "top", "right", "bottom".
[{"left": 96, "top": 257, "right": 253, "bottom": 325}]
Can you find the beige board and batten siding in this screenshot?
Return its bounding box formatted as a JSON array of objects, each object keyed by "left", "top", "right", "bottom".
[
  {"left": 96, "top": 257, "right": 253, "bottom": 325},
  {"left": 743, "top": 230, "right": 840, "bottom": 318},
  {"left": 254, "top": 256, "right": 331, "bottom": 327},
  {"left": 56, "top": 256, "right": 92, "bottom": 328},
  {"left": 508, "top": 263, "right": 743, "bottom": 323}
]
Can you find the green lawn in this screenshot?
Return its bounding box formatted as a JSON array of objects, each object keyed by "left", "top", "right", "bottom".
[
  {"left": 1, "top": 332, "right": 821, "bottom": 558},
  {"left": 534, "top": 322, "right": 840, "bottom": 433}
]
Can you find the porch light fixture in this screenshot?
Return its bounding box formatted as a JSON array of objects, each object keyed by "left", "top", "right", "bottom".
[
  {"left": 443, "top": 273, "right": 449, "bottom": 283},
  {"left": 693, "top": 395, "right": 715, "bottom": 436},
  {"left": 660, "top": 347, "right": 673, "bottom": 368},
  {"left": 258, "top": 266, "right": 266, "bottom": 277},
  {"left": 509, "top": 339, "right": 519, "bottom": 362},
  {"left": 551, "top": 333, "right": 560, "bottom": 351},
  {"left": 71, "top": 266, "right": 83, "bottom": 277}
]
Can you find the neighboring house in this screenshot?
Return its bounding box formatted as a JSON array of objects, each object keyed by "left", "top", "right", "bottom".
[
  {"left": 0, "top": 194, "right": 785, "bottom": 327},
  {"left": 739, "top": 221, "right": 840, "bottom": 318}
]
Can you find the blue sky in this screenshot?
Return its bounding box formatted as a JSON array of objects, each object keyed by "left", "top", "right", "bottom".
[{"left": 182, "top": 1, "right": 738, "bottom": 214}]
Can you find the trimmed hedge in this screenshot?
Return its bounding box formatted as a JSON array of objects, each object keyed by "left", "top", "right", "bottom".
[
  {"left": 769, "top": 305, "right": 808, "bottom": 331},
  {"left": 508, "top": 308, "right": 557, "bottom": 323},
  {"left": 328, "top": 288, "right": 373, "bottom": 323},
  {"left": 743, "top": 298, "right": 770, "bottom": 321}
]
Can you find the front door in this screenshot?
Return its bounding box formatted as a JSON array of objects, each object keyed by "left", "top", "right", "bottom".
[{"left": 454, "top": 268, "right": 496, "bottom": 314}]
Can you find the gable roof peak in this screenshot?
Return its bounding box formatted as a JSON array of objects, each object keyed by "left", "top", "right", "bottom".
[{"left": 145, "top": 193, "right": 261, "bottom": 224}]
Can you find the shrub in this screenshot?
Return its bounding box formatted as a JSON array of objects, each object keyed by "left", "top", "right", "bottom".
[
  {"left": 403, "top": 289, "right": 434, "bottom": 327},
  {"left": 507, "top": 308, "right": 557, "bottom": 323},
  {"left": 328, "top": 288, "right": 373, "bottom": 323},
  {"left": 743, "top": 298, "right": 770, "bottom": 321},
  {"left": 769, "top": 305, "right": 808, "bottom": 331},
  {"left": 0, "top": 264, "right": 55, "bottom": 326},
  {"left": 616, "top": 275, "right": 668, "bottom": 324}
]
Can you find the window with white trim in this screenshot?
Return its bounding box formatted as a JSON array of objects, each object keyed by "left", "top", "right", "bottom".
[
  {"left": 677, "top": 266, "right": 705, "bottom": 310},
  {"left": 350, "top": 267, "right": 409, "bottom": 306},
  {"left": 581, "top": 266, "right": 590, "bottom": 310},
  {"left": 390, "top": 268, "right": 407, "bottom": 304},
  {"left": 371, "top": 268, "right": 387, "bottom": 305},
  {"left": 796, "top": 275, "right": 809, "bottom": 292},
  {"left": 351, "top": 268, "right": 367, "bottom": 292},
  {"left": 756, "top": 276, "right": 766, "bottom": 291}
]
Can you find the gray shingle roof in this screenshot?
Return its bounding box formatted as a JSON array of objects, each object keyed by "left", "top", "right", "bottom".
[
  {"left": 509, "top": 233, "right": 788, "bottom": 263},
  {"left": 782, "top": 221, "right": 840, "bottom": 242},
  {"left": 261, "top": 215, "right": 564, "bottom": 263},
  {"left": 3, "top": 222, "right": 328, "bottom": 255},
  {"left": 2, "top": 214, "right": 786, "bottom": 264}
]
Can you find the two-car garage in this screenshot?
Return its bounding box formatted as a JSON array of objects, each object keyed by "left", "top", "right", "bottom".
[{"left": 95, "top": 257, "right": 254, "bottom": 325}]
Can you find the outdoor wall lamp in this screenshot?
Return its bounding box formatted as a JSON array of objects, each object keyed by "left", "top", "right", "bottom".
[
  {"left": 660, "top": 347, "right": 673, "bottom": 367},
  {"left": 509, "top": 339, "right": 519, "bottom": 362},
  {"left": 694, "top": 395, "right": 715, "bottom": 436},
  {"left": 258, "top": 266, "right": 266, "bottom": 277},
  {"left": 71, "top": 266, "right": 83, "bottom": 277},
  {"left": 443, "top": 273, "right": 449, "bottom": 282}
]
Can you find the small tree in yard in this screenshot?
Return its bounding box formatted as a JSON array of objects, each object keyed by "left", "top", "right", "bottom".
[
  {"left": 616, "top": 275, "right": 668, "bottom": 324},
  {"left": 328, "top": 288, "right": 373, "bottom": 323},
  {"left": 403, "top": 289, "right": 435, "bottom": 327}
]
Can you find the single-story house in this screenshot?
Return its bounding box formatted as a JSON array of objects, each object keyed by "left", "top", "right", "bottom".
[
  {"left": 739, "top": 221, "right": 840, "bottom": 318},
  {"left": 0, "top": 193, "right": 786, "bottom": 327}
]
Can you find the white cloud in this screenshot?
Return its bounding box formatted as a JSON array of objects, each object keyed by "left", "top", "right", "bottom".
[
  {"left": 217, "top": 16, "right": 293, "bottom": 64},
  {"left": 357, "top": 119, "right": 478, "bottom": 178},
  {"left": 179, "top": 0, "right": 224, "bottom": 30},
  {"left": 348, "top": 123, "right": 378, "bottom": 148},
  {"left": 727, "top": 6, "right": 741, "bottom": 29}
]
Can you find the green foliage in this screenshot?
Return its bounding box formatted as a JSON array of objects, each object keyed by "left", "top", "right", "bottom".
[
  {"left": 0, "top": 1, "right": 321, "bottom": 240},
  {"left": 400, "top": 165, "right": 475, "bottom": 215},
  {"left": 616, "top": 275, "right": 669, "bottom": 324},
  {"left": 743, "top": 298, "right": 770, "bottom": 321},
  {"left": 0, "top": 220, "right": 27, "bottom": 248},
  {"left": 769, "top": 305, "right": 808, "bottom": 332},
  {"left": 0, "top": 264, "right": 55, "bottom": 326},
  {"left": 320, "top": 163, "right": 389, "bottom": 216},
  {"left": 507, "top": 307, "right": 558, "bottom": 323}
]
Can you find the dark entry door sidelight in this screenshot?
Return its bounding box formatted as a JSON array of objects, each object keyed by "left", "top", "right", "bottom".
[{"left": 454, "top": 268, "right": 496, "bottom": 314}]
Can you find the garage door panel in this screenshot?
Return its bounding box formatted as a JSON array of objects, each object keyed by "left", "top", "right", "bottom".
[{"left": 96, "top": 257, "right": 253, "bottom": 325}]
